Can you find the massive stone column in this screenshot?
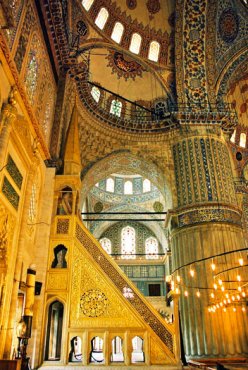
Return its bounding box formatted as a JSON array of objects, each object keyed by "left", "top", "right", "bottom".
[{"left": 169, "top": 122, "right": 248, "bottom": 358}]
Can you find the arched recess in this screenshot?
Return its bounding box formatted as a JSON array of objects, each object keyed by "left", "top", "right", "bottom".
[
  {"left": 44, "top": 299, "right": 65, "bottom": 361},
  {"left": 216, "top": 50, "right": 248, "bottom": 109},
  {"left": 91, "top": 203, "right": 168, "bottom": 252},
  {"left": 56, "top": 183, "right": 79, "bottom": 216},
  {"left": 80, "top": 152, "right": 172, "bottom": 209},
  {"left": 73, "top": 43, "right": 175, "bottom": 106}
]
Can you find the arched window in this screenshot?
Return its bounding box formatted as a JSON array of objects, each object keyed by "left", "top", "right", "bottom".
[
  {"left": 90, "top": 337, "right": 104, "bottom": 363},
  {"left": 124, "top": 180, "right": 133, "bottom": 194},
  {"left": 131, "top": 336, "right": 145, "bottom": 363},
  {"left": 91, "top": 86, "right": 100, "bottom": 103},
  {"left": 95, "top": 7, "right": 109, "bottom": 30},
  {"left": 145, "top": 237, "right": 158, "bottom": 259},
  {"left": 129, "top": 33, "right": 142, "bottom": 54},
  {"left": 111, "top": 22, "right": 124, "bottom": 43},
  {"left": 99, "top": 238, "right": 111, "bottom": 254},
  {"left": 69, "top": 336, "right": 82, "bottom": 362},
  {"left": 121, "top": 226, "right": 135, "bottom": 259},
  {"left": 45, "top": 301, "right": 64, "bottom": 360},
  {"left": 25, "top": 50, "right": 38, "bottom": 104},
  {"left": 82, "top": 0, "right": 94, "bottom": 11},
  {"left": 230, "top": 129, "right": 236, "bottom": 143},
  {"left": 106, "top": 178, "right": 115, "bottom": 192},
  {"left": 42, "top": 84, "right": 55, "bottom": 143},
  {"left": 148, "top": 41, "right": 160, "bottom": 62},
  {"left": 111, "top": 336, "right": 124, "bottom": 362},
  {"left": 154, "top": 101, "right": 168, "bottom": 119},
  {"left": 240, "top": 133, "right": 246, "bottom": 148},
  {"left": 143, "top": 179, "right": 151, "bottom": 193},
  {"left": 110, "top": 100, "right": 122, "bottom": 117}
]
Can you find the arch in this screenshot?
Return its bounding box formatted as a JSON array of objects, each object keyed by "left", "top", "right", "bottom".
[
  {"left": 129, "top": 33, "right": 142, "bottom": 54},
  {"left": 143, "top": 179, "right": 151, "bottom": 193},
  {"left": 90, "top": 336, "right": 104, "bottom": 363},
  {"left": 91, "top": 86, "right": 100, "bottom": 103},
  {"left": 69, "top": 336, "right": 82, "bottom": 362},
  {"left": 111, "top": 336, "right": 124, "bottom": 362},
  {"left": 124, "top": 180, "right": 133, "bottom": 194},
  {"left": 74, "top": 43, "right": 176, "bottom": 106},
  {"left": 110, "top": 100, "right": 122, "bottom": 117},
  {"left": 216, "top": 50, "right": 248, "bottom": 106},
  {"left": 145, "top": 236, "right": 158, "bottom": 259},
  {"left": 148, "top": 41, "right": 160, "bottom": 62},
  {"left": 230, "top": 129, "right": 236, "bottom": 143},
  {"left": 80, "top": 152, "right": 172, "bottom": 209},
  {"left": 111, "top": 22, "right": 124, "bottom": 44},
  {"left": 95, "top": 7, "right": 109, "bottom": 30},
  {"left": 24, "top": 34, "right": 40, "bottom": 104},
  {"left": 131, "top": 336, "right": 145, "bottom": 363},
  {"left": 240, "top": 132, "right": 246, "bottom": 148},
  {"left": 106, "top": 177, "right": 114, "bottom": 192},
  {"left": 57, "top": 186, "right": 73, "bottom": 215},
  {"left": 45, "top": 300, "right": 64, "bottom": 361},
  {"left": 82, "top": 0, "right": 94, "bottom": 11},
  {"left": 91, "top": 204, "right": 168, "bottom": 251},
  {"left": 99, "top": 237, "right": 111, "bottom": 254},
  {"left": 121, "top": 225, "right": 135, "bottom": 259},
  {"left": 51, "top": 244, "right": 68, "bottom": 268}
]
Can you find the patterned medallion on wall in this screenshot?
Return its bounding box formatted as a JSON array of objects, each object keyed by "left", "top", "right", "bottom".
[
  {"left": 106, "top": 51, "right": 146, "bottom": 81},
  {"left": 146, "top": 0, "right": 160, "bottom": 14},
  {"left": 80, "top": 289, "right": 109, "bottom": 317},
  {"left": 219, "top": 8, "right": 239, "bottom": 43}
]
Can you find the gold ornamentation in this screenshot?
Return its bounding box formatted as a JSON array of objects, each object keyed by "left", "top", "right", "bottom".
[
  {"left": 75, "top": 222, "right": 174, "bottom": 352},
  {"left": 80, "top": 289, "right": 108, "bottom": 317},
  {"left": 56, "top": 218, "right": 70, "bottom": 234},
  {"left": 47, "top": 272, "right": 68, "bottom": 290}
]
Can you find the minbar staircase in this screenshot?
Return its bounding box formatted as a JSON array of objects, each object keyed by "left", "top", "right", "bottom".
[{"left": 39, "top": 216, "right": 179, "bottom": 368}]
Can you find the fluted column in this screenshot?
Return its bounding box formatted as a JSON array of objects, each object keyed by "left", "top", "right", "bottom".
[{"left": 170, "top": 124, "right": 248, "bottom": 358}]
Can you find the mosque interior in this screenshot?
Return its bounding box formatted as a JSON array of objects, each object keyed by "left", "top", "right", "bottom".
[{"left": 0, "top": 0, "right": 247, "bottom": 369}]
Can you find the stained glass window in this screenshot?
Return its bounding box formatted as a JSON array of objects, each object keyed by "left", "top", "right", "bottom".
[
  {"left": 110, "top": 100, "right": 122, "bottom": 117},
  {"left": 121, "top": 226, "right": 135, "bottom": 259},
  {"left": 148, "top": 41, "right": 160, "bottom": 62},
  {"left": 25, "top": 51, "right": 38, "bottom": 104},
  {"left": 111, "top": 22, "right": 124, "bottom": 44},
  {"left": 124, "top": 180, "right": 133, "bottom": 194},
  {"left": 143, "top": 179, "right": 151, "bottom": 193},
  {"left": 145, "top": 237, "right": 158, "bottom": 259},
  {"left": 230, "top": 129, "right": 236, "bottom": 143},
  {"left": 129, "top": 33, "right": 142, "bottom": 54},
  {"left": 95, "top": 7, "right": 109, "bottom": 30},
  {"left": 82, "top": 0, "right": 94, "bottom": 11},
  {"left": 42, "top": 85, "right": 55, "bottom": 143},
  {"left": 91, "top": 86, "right": 100, "bottom": 103},
  {"left": 99, "top": 238, "right": 111, "bottom": 254},
  {"left": 240, "top": 133, "right": 246, "bottom": 148},
  {"left": 135, "top": 105, "right": 146, "bottom": 120},
  {"left": 106, "top": 178, "right": 114, "bottom": 192}
]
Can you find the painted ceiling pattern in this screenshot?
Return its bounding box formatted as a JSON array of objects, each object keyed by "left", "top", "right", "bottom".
[
  {"left": 216, "top": 0, "right": 248, "bottom": 75},
  {"left": 106, "top": 51, "right": 146, "bottom": 81}
]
